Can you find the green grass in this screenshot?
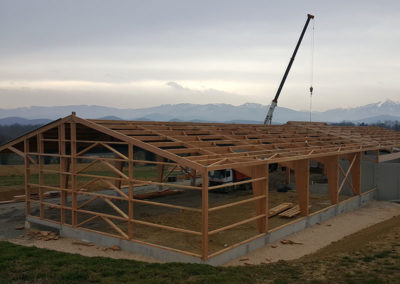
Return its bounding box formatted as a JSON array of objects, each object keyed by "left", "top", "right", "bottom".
[
  {"left": 0, "top": 240, "right": 399, "bottom": 284},
  {"left": 0, "top": 241, "right": 302, "bottom": 284},
  {"left": 0, "top": 166, "right": 158, "bottom": 188}
]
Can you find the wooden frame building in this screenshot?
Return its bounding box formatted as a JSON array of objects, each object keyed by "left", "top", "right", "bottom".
[{"left": 1, "top": 113, "right": 400, "bottom": 261}]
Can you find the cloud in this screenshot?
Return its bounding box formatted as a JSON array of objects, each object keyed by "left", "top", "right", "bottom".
[
  {"left": 1, "top": 1, "right": 400, "bottom": 111},
  {"left": 166, "top": 81, "right": 187, "bottom": 91}
]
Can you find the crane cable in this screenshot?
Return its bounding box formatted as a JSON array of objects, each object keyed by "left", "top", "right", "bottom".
[{"left": 309, "top": 18, "right": 315, "bottom": 122}]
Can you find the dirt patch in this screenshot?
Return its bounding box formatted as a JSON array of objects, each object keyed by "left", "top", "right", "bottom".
[
  {"left": 305, "top": 213, "right": 400, "bottom": 259},
  {"left": 225, "top": 201, "right": 400, "bottom": 266}
]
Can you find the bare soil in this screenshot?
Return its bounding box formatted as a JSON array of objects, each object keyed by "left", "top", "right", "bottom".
[
  {"left": 225, "top": 200, "right": 400, "bottom": 266},
  {"left": 0, "top": 167, "right": 354, "bottom": 255}
]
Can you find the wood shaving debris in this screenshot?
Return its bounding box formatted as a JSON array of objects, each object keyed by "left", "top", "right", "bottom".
[{"left": 280, "top": 239, "right": 303, "bottom": 245}]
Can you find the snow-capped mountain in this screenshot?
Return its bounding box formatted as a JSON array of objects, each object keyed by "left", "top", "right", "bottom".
[{"left": 0, "top": 100, "right": 399, "bottom": 125}]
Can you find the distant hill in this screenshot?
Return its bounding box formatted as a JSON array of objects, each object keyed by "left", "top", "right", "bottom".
[
  {"left": 0, "top": 117, "right": 51, "bottom": 126},
  {"left": 354, "top": 115, "right": 400, "bottom": 124},
  {"left": 0, "top": 100, "right": 399, "bottom": 125}
]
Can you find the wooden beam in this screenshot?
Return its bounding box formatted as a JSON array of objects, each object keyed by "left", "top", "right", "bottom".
[
  {"left": 73, "top": 116, "right": 205, "bottom": 171},
  {"left": 294, "top": 159, "right": 310, "bottom": 216},
  {"left": 71, "top": 121, "right": 78, "bottom": 226},
  {"left": 101, "top": 159, "right": 129, "bottom": 180},
  {"left": 250, "top": 164, "right": 268, "bottom": 233},
  {"left": 37, "top": 133, "right": 44, "bottom": 219},
  {"left": 128, "top": 144, "right": 134, "bottom": 239},
  {"left": 378, "top": 151, "right": 400, "bottom": 163},
  {"left": 59, "top": 123, "right": 67, "bottom": 223},
  {"left": 321, "top": 155, "right": 339, "bottom": 204},
  {"left": 100, "top": 142, "right": 128, "bottom": 160},
  {"left": 338, "top": 154, "right": 358, "bottom": 194},
  {"left": 102, "top": 216, "right": 129, "bottom": 239},
  {"left": 201, "top": 171, "right": 209, "bottom": 260},
  {"left": 157, "top": 155, "right": 165, "bottom": 190},
  {"left": 190, "top": 169, "right": 197, "bottom": 186},
  {"left": 103, "top": 198, "right": 128, "bottom": 219},
  {"left": 24, "top": 139, "right": 30, "bottom": 215},
  {"left": 113, "top": 157, "right": 124, "bottom": 189},
  {"left": 0, "top": 115, "right": 73, "bottom": 154}
]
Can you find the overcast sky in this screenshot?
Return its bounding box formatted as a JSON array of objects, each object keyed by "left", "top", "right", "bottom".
[{"left": 0, "top": 0, "right": 399, "bottom": 111}]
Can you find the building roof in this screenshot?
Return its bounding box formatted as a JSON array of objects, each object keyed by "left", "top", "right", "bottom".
[{"left": 1, "top": 114, "right": 400, "bottom": 170}]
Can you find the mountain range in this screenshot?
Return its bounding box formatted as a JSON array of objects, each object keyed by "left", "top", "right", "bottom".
[{"left": 0, "top": 100, "right": 399, "bottom": 125}]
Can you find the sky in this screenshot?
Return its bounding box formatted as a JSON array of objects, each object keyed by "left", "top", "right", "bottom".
[{"left": 0, "top": 0, "right": 399, "bottom": 111}]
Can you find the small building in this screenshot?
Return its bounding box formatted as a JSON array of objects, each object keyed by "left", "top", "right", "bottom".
[{"left": 1, "top": 113, "right": 399, "bottom": 265}]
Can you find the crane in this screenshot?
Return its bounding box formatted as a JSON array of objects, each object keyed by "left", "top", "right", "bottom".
[{"left": 264, "top": 14, "right": 315, "bottom": 125}]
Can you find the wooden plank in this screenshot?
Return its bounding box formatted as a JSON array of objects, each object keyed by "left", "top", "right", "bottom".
[
  {"left": 157, "top": 155, "right": 165, "bottom": 190},
  {"left": 73, "top": 116, "right": 206, "bottom": 171},
  {"left": 24, "top": 139, "right": 30, "bottom": 215},
  {"left": 100, "top": 142, "right": 128, "bottom": 160},
  {"left": 76, "top": 142, "right": 100, "bottom": 156},
  {"left": 71, "top": 121, "right": 78, "bottom": 226},
  {"left": 103, "top": 198, "right": 129, "bottom": 219},
  {"left": 268, "top": 202, "right": 293, "bottom": 217},
  {"left": 132, "top": 198, "right": 201, "bottom": 212},
  {"left": 102, "top": 216, "right": 129, "bottom": 239},
  {"left": 278, "top": 205, "right": 301, "bottom": 218},
  {"left": 378, "top": 151, "right": 400, "bottom": 163},
  {"left": 202, "top": 172, "right": 209, "bottom": 260},
  {"left": 251, "top": 164, "right": 268, "bottom": 233},
  {"left": 294, "top": 159, "right": 310, "bottom": 216},
  {"left": 208, "top": 214, "right": 265, "bottom": 235},
  {"left": 338, "top": 154, "right": 357, "bottom": 194},
  {"left": 102, "top": 179, "right": 129, "bottom": 199},
  {"left": 59, "top": 123, "right": 67, "bottom": 223},
  {"left": 101, "top": 159, "right": 129, "bottom": 180},
  {"left": 128, "top": 144, "right": 134, "bottom": 239},
  {"left": 113, "top": 158, "right": 124, "bottom": 189},
  {"left": 0, "top": 116, "right": 72, "bottom": 154},
  {"left": 37, "top": 133, "right": 44, "bottom": 219},
  {"left": 208, "top": 195, "right": 265, "bottom": 212},
  {"left": 321, "top": 155, "right": 339, "bottom": 204}
]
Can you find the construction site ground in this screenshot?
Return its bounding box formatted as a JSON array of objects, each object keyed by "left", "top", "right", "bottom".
[
  {"left": 1, "top": 163, "right": 399, "bottom": 266},
  {"left": 1, "top": 191, "right": 400, "bottom": 265},
  {"left": 0, "top": 164, "right": 373, "bottom": 256}
]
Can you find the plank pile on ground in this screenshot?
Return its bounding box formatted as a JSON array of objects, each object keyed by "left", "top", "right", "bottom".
[
  {"left": 0, "top": 191, "right": 60, "bottom": 204},
  {"left": 278, "top": 205, "right": 301, "bottom": 218},
  {"left": 268, "top": 202, "right": 294, "bottom": 217}
]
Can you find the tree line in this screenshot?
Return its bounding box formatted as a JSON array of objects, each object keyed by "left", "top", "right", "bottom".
[
  {"left": 0, "top": 124, "right": 43, "bottom": 145},
  {"left": 330, "top": 120, "right": 400, "bottom": 131}
]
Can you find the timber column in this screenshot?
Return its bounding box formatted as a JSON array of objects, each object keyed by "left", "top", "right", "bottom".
[
  {"left": 251, "top": 164, "right": 269, "bottom": 233},
  {"left": 201, "top": 170, "right": 209, "bottom": 260},
  {"left": 294, "top": 159, "right": 310, "bottom": 216}
]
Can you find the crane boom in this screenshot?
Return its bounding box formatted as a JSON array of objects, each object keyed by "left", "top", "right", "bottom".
[{"left": 264, "top": 14, "right": 314, "bottom": 125}]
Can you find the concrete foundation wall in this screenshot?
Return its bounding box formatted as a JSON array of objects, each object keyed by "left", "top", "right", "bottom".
[
  {"left": 26, "top": 189, "right": 377, "bottom": 266},
  {"left": 377, "top": 162, "right": 400, "bottom": 201},
  {"left": 361, "top": 159, "right": 377, "bottom": 193}
]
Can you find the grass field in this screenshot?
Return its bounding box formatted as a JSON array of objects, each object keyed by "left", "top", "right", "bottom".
[
  {"left": 1, "top": 215, "right": 399, "bottom": 283},
  {"left": 0, "top": 164, "right": 159, "bottom": 200}
]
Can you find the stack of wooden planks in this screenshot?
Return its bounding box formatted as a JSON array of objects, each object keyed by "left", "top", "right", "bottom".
[
  {"left": 278, "top": 205, "right": 301, "bottom": 218},
  {"left": 0, "top": 191, "right": 60, "bottom": 205},
  {"left": 268, "top": 202, "right": 294, "bottom": 217}
]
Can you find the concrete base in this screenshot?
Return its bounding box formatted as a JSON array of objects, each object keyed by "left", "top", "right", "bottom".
[{"left": 27, "top": 189, "right": 376, "bottom": 266}]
